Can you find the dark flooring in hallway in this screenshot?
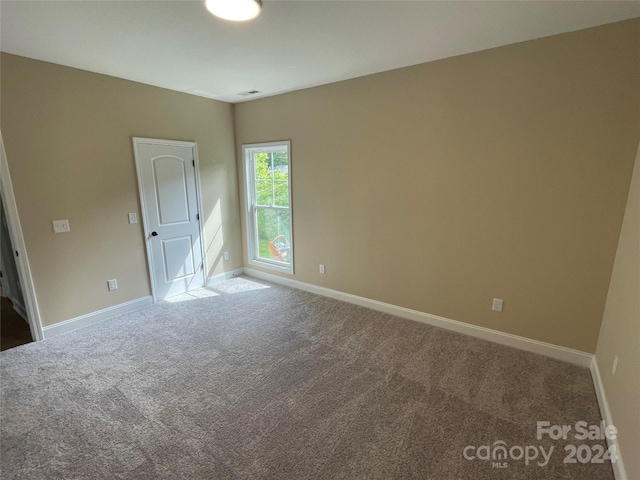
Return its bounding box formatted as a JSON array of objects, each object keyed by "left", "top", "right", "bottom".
[{"left": 1, "top": 296, "right": 32, "bottom": 351}]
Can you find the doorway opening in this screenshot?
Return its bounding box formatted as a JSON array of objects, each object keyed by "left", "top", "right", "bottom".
[{"left": 1, "top": 197, "right": 33, "bottom": 350}]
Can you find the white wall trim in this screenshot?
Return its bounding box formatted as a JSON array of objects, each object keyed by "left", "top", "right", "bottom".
[
  {"left": 42, "top": 296, "right": 153, "bottom": 338},
  {"left": 243, "top": 267, "right": 593, "bottom": 367},
  {"left": 207, "top": 268, "right": 245, "bottom": 286},
  {"left": 0, "top": 130, "right": 44, "bottom": 341},
  {"left": 590, "top": 357, "right": 627, "bottom": 480}
]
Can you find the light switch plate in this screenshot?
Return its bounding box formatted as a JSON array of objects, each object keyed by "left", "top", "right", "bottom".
[
  {"left": 52, "top": 219, "right": 70, "bottom": 233},
  {"left": 128, "top": 213, "right": 138, "bottom": 224},
  {"left": 492, "top": 298, "right": 504, "bottom": 312}
]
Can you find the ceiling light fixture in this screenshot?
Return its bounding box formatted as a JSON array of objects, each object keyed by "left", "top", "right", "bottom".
[{"left": 205, "top": 0, "right": 262, "bottom": 22}]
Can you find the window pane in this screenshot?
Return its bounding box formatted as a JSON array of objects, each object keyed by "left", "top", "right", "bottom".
[
  {"left": 255, "top": 180, "right": 273, "bottom": 206},
  {"left": 256, "top": 208, "right": 291, "bottom": 263},
  {"left": 254, "top": 153, "right": 271, "bottom": 180},
  {"left": 272, "top": 151, "right": 288, "bottom": 207},
  {"left": 273, "top": 180, "right": 289, "bottom": 207},
  {"left": 272, "top": 151, "right": 289, "bottom": 175}
]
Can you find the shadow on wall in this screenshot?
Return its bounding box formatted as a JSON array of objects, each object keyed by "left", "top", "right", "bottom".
[{"left": 205, "top": 198, "right": 225, "bottom": 278}]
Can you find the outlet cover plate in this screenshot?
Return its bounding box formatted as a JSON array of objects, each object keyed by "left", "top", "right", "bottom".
[{"left": 52, "top": 219, "right": 70, "bottom": 233}]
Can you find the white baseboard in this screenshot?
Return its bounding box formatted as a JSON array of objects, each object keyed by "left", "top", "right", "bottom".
[
  {"left": 590, "top": 357, "right": 627, "bottom": 480},
  {"left": 42, "top": 296, "right": 154, "bottom": 338},
  {"left": 243, "top": 267, "right": 593, "bottom": 367},
  {"left": 207, "top": 268, "right": 245, "bottom": 286}
]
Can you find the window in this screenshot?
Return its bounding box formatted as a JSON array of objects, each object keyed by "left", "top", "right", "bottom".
[{"left": 243, "top": 141, "right": 293, "bottom": 273}]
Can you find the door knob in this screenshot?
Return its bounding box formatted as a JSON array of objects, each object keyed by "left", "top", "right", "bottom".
[{"left": 151, "top": 231, "right": 158, "bottom": 237}]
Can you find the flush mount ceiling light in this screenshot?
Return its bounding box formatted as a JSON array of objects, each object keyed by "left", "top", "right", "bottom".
[{"left": 205, "top": 0, "right": 262, "bottom": 21}]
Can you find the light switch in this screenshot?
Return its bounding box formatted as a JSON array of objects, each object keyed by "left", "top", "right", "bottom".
[
  {"left": 52, "top": 219, "right": 70, "bottom": 233},
  {"left": 492, "top": 298, "right": 504, "bottom": 312},
  {"left": 128, "top": 213, "right": 138, "bottom": 224}
]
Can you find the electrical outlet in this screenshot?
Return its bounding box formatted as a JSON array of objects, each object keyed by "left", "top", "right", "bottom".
[
  {"left": 223, "top": 252, "right": 230, "bottom": 261},
  {"left": 612, "top": 356, "right": 618, "bottom": 376},
  {"left": 52, "top": 219, "right": 70, "bottom": 233},
  {"left": 107, "top": 279, "right": 118, "bottom": 291},
  {"left": 492, "top": 298, "right": 503, "bottom": 312},
  {"left": 128, "top": 213, "right": 138, "bottom": 224},
  {"left": 319, "top": 264, "right": 325, "bottom": 274}
]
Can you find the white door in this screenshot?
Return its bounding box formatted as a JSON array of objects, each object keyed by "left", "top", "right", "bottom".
[{"left": 133, "top": 139, "right": 205, "bottom": 300}]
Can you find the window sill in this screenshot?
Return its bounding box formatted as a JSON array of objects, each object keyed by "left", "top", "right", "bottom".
[{"left": 248, "top": 258, "right": 293, "bottom": 275}]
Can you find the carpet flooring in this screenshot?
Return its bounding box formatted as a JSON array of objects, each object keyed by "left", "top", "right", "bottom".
[{"left": 1, "top": 276, "right": 613, "bottom": 479}]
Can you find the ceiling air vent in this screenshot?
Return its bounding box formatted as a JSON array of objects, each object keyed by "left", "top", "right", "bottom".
[{"left": 237, "top": 90, "right": 262, "bottom": 97}]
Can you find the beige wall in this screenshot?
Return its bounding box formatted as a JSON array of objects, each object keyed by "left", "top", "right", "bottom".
[
  {"left": 235, "top": 19, "right": 640, "bottom": 353},
  {"left": 595, "top": 143, "right": 640, "bottom": 478},
  {"left": 1, "top": 53, "right": 242, "bottom": 327}
]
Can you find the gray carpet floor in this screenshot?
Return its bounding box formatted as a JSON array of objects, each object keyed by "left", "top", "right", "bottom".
[{"left": 1, "top": 276, "right": 613, "bottom": 479}]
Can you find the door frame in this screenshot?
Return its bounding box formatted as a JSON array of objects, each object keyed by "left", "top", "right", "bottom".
[
  {"left": 132, "top": 137, "right": 207, "bottom": 303},
  {"left": 0, "top": 130, "right": 44, "bottom": 341}
]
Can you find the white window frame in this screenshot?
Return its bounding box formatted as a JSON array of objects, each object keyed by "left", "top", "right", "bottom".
[{"left": 243, "top": 141, "right": 294, "bottom": 274}]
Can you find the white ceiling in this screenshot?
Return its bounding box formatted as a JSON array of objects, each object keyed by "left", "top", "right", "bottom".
[{"left": 2, "top": 1, "right": 639, "bottom": 103}]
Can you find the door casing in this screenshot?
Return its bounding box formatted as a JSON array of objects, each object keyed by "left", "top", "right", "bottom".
[{"left": 0, "top": 130, "right": 44, "bottom": 341}]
